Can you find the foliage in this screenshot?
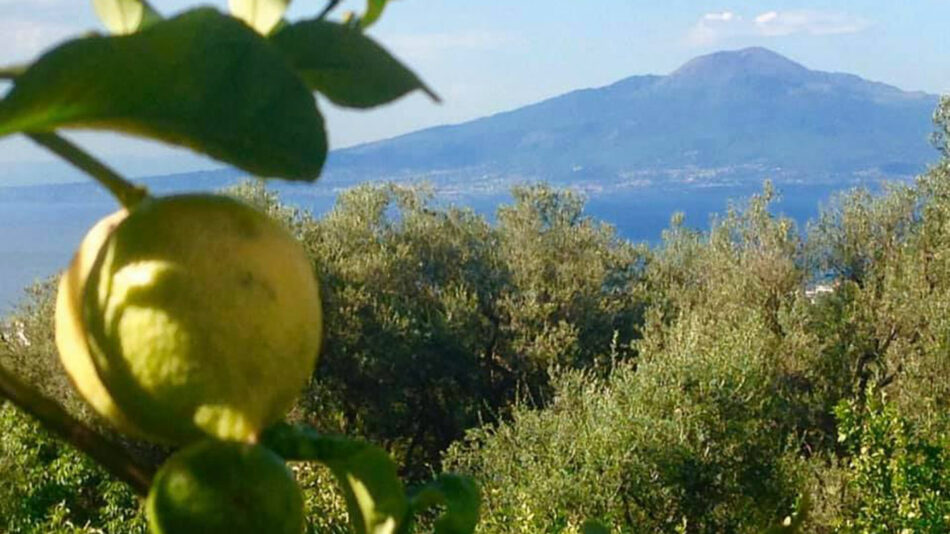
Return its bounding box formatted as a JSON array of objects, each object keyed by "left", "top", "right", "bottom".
[
  {"left": 1, "top": 280, "right": 78, "bottom": 415},
  {"left": 15, "top": 155, "right": 950, "bottom": 530},
  {"left": 285, "top": 183, "right": 647, "bottom": 475},
  {"left": 439, "top": 105, "right": 950, "bottom": 532},
  {"left": 0, "top": 9, "right": 327, "bottom": 180},
  {"left": 271, "top": 19, "right": 439, "bottom": 108},
  {"left": 0, "top": 402, "right": 146, "bottom": 533},
  {"left": 0, "top": 1, "right": 475, "bottom": 533},
  {"left": 92, "top": 0, "right": 160, "bottom": 35},
  {"left": 932, "top": 95, "right": 950, "bottom": 158},
  {"left": 834, "top": 397, "right": 950, "bottom": 533},
  {"left": 14, "top": 154, "right": 950, "bottom": 530},
  {"left": 445, "top": 189, "right": 806, "bottom": 533},
  {"left": 295, "top": 461, "right": 352, "bottom": 534},
  {"left": 0, "top": 182, "right": 642, "bottom": 530},
  {"left": 3, "top": 59, "right": 950, "bottom": 529},
  {"left": 0, "top": 1, "right": 433, "bottom": 181}
]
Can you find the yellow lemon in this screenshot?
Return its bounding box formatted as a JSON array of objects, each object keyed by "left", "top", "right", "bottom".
[
  {"left": 147, "top": 440, "right": 304, "bottom": 534},
  {"left": 55, "top": 208, "right": 146, "bottom": 435},
  {"left": 82, "top": 194, "right": 322, "bottom": 444}
]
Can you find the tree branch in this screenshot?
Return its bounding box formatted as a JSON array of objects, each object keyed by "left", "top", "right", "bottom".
[
  {"left": 27, "top": 132, "right": 148, "bottom": 209},
  {"left": 0, "top": 63, "right": 25, "bottom": 80},
  {"left": 317, "top": 0, "right": 343, "bottom": 20},
  {"left": 0, "top": 364, "right": 154, "bottom": 496}
]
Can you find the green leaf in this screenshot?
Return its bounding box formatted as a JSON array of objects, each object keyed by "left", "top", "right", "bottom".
[
  {"left": 361, "top": 0, "right": 387, "bottom": 29},
  {"left": 92, "top": 0, "right": 161, "bottom": 35},
  {"left": 0, "top": 8, "right": 326, "bottom": 181},
  {"left": 262, "top": 424, "right": 409, "bottom": 534},
  {"left": 271, "top": 19, "right": 439, "bottom": 109},
  {"left": 229, "top": 0, "right": 291, "bottom": 35},
  {"left": 409, "top": 474, "right": 481, "bottom": 534}
]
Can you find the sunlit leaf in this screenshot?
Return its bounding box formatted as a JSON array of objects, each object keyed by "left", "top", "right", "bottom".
[
  {"left": 92, "top": 0, "right": 161, "bottom": 35},
  {"left": 0, "top": 8, "right": 327, "bottom": 181},
  {"left": 361, "top": 0, "right": 387, "bottom": 29},
  {"left": 271, "top": 19, "right": 439, "bottom": 109},
  {"left": 229, "top": 0, "right": 291, "bottom": 35},
  {"left": 409, "top": 474, "right": 480, "bottom": 534},
  {"left": 263, "top": 424, "right": 409, "bottom": 534}
]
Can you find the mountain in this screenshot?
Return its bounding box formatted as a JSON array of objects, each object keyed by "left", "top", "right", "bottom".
[{"left": 324, "top": 47, "right": 940, "bottom": 189}]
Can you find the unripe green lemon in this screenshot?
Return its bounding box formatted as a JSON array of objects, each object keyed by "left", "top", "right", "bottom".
[
  {"left": 55, "top": 209, "right": 147, "bottom": 436},
  {"left": 82, "top": 194, "right": 322, "bottom": 444},
  {"left": 147, "top": 440, "right": 304, "bottom": 534}
]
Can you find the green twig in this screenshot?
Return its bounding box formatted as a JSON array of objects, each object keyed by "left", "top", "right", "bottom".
[
  {"left": 317, "top": 0, "right": 343, "bottom": 20},
  {"left": 27, "top": 132, "right": 148, "bottom": 209},
  {"left": 0, "top": 63, "right": 25, "bottom": 80},
  {"left": 0, "top": 364, "right": 154, "bottom": 496}
]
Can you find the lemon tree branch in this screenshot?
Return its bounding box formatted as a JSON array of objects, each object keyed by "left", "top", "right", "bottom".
[
  {"left": 0, "top": 64, "right": 25, "bottom": 80},
  {"left": 0, "top": 363, "right": 154, "bottom": 496},
  {"left": 317, "top": 0, "right": 342, "bottom": 20},
  {"left": 27, "top": 132, "right": 149, "bottom": 209}
]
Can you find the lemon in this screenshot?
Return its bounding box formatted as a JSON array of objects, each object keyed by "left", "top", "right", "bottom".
[
  {"left": 81, "top": 194, "right": 322, "bottom": 444},
  {"left": 55, "top": 208, "right": 146, "bottom": 435},
  {"left": 147, "top": 440, "right": 304, "bottom": 534}
]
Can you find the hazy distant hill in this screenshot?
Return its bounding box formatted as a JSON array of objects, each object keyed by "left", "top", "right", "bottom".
[
  {"left": 0, "top": 169, "right": 243, "bottom": 203},
  {"left": 325, "top": 47, "right": 939, "bottom": 188}
]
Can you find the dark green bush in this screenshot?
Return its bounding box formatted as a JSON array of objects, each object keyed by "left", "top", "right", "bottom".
[
  {"left": 445, "top": 189, "right": 806, "bottom": 533},
  {"left": 235, "top": 182, "right": 648, "bottom": 476}
]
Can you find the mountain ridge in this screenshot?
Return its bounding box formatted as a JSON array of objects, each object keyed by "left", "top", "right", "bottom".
[{"left": 324, "top": 47, "right": 939, "bottom": 189}]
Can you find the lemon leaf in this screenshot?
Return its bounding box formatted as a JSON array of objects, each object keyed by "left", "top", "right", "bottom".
[
  {"left": 228, "top": 0, "right": 291, "bottom": 35},
  {"left": 92, "top": 0, "right": 161, "bottom": 35},
  {"left": 271, "top": 19, "right": 439, "bottom": 109},
  {"left": 361, "top": 0, "right": 387, "bottom": 29},
  {"left": 263, "top": 424, "right": 409, "bottom": 534},
  {"left": 0, "top": 8, "right": 326, "bottom": 181},
  {"left": 409, "top": 474, "right": 481, "bottom": 534}
]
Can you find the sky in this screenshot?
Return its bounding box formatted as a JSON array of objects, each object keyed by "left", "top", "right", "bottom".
[{"left": 1, "top": 0, "right": 949, "bottom": 185}]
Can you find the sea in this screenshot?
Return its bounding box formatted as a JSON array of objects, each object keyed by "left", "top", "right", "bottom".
[{"left": 0, "top": 174, "right": 879, "bottom": 315}]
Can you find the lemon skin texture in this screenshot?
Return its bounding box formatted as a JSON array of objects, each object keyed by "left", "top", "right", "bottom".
[
  {"left": 147, "top": 440, "right": 304, "bottom": 534},
  {"left": 82, "top": 194, "right": 322, "bottom": 444},
  {"left": 55, "top": 209, "right": 146, "bottom": 436}
]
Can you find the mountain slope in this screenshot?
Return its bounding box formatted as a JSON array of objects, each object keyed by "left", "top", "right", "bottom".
[{"left": 325, "top": 47, "right": 939, "bottom": 187}]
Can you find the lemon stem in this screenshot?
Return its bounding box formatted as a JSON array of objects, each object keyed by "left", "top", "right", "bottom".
[
  {"left": 27, "top": 132, "right": 149, "bottom": 209},
  {"left": 317, "top": 0, "right": 342, "bottom": 20},
  {"left": 0, "top": 363, "right": 154, "bottom": 496},
  {"left": 0, "top": 63, "right": 25, "bottom": 80}
]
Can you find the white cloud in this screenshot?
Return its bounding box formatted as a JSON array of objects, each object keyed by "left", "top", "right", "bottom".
[
  {"left": 688, "top": 9, "right": 869, "bottom": 46},
  {"left": 754, "top": 10, "right": 870, "bottom": 37},
  {"left": 705, "top": 11, "right": 738, "bottom": 22},
  {"left": 755, "top": 12, "right": 779, "bottom": 25}
]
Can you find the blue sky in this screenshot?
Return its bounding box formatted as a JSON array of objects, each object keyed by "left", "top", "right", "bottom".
[{"left": 1, "top": 1, "right": 949, "bottom": 184}]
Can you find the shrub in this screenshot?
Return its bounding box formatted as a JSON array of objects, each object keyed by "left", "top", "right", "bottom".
[
  {"left": 0, "top": 402, "right": 146, "bottom": 533},
  {"left": 834, "top": 396, "right": 950, "bottom": 533},
  {"left": 239, "top": 182, "right": 648, "bottom": 476}
]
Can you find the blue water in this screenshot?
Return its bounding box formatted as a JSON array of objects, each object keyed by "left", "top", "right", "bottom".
[{"left": 0, "top": 179, "right": 864, "bottom": 314}]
